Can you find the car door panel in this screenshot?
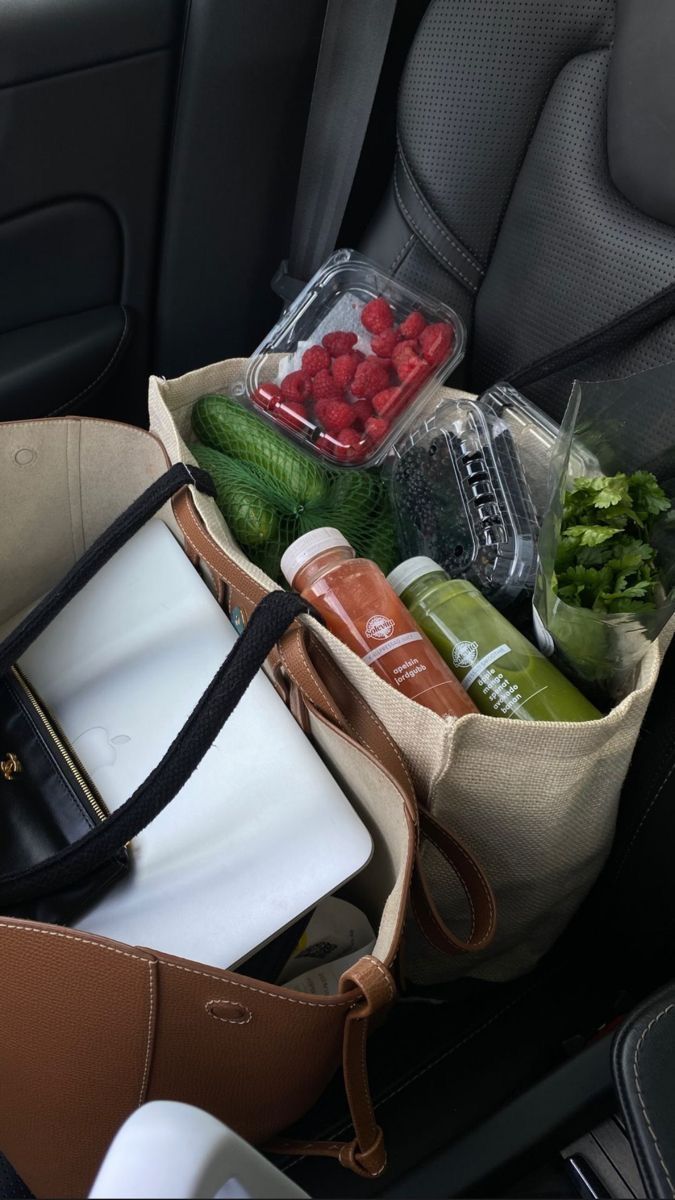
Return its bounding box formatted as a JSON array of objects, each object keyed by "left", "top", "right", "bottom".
[
  {"left": 0, "top": 200, "right": 120, "bottom": 333},
  {"left": 0, "top": 0, "right": 183, "bottom": 424}
]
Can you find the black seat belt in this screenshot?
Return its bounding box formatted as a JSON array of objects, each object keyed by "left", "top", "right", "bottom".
[
  {"left": 272, "top": 0, "right": 397, "bottom": 304},
  {"left": 510, "top": 279, "right": 675, "bottom": 391}
]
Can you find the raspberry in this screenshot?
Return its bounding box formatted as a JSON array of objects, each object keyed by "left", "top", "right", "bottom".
[
  {"left": 364, "top": 416, "right": 390, "bottom": 443},
  {"left": 314, "top": 398, "right": 355, "bottom": 434},
  {"left": 372, "top": 387, "right": 404, "bottom": 418},
  {"left": 419, "top": 321, "right": 455, "bottom": 366},
  {"left": 331, "top": 352, "right": 361, "bottom": 389},
  {"left": 351, "top": 358, "right": 390, "bottom": 399},
  {"left": 391, "top": 340, "right": 428, "bottom": 382},
  {"left": 280, "top": 370, "right": 311, "bottom": 402},
  {"left": 361, "top": 296, "right": 395, "bottom": 334},
  {"left": 370, "top": 328, "right": 400, "bottom": 357},
  {"left": 349, "top": 398, "right": 374, "bottom": 429},
  {"left": 311, "top": 369, "right": 343, "bottom": 404},
  {"left": 329, "top": 428, "right": 366, "bottom": 463},
  {"left": 251, "top": 382, "right": 281, "bottom": 411},
  {"left": 400, "top": 311, "right": 427, "bottom": 339},
  {"left": 322, "top": 330, "right": 358, "bottom": 357},
  {"left": 301, "top": 344, "right": 330, "bottom": 377},
  {"left": 273, "top": 399, "right": 307, "bottom": 433}
]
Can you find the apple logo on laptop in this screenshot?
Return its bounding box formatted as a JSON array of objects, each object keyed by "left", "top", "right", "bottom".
[{"left": 72, "top": 728, "right": 131, "bottom": 773}]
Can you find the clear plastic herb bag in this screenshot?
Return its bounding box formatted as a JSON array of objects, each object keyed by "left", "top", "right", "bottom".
[{"left": 534, "top": 361, "right": 675, "bottom": 704}]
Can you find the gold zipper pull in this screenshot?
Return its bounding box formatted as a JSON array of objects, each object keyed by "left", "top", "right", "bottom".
[{"left": 1, "top": 753, "right": 22, "bottom": 782}]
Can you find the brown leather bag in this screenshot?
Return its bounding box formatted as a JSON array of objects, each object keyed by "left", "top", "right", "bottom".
[{"left": 0, "top": 415, "right": 494, "bottom": 1199}]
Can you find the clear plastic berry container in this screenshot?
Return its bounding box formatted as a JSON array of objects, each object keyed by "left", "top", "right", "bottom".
[
  {"left": 478, "top": 383, "right": 601, "bottom": 515},
  {"left": 242, "top": 249, "right": 465, "bottom": 468},
  {"left": 391, "top": 396, "right": 540, "bottom": 609}
]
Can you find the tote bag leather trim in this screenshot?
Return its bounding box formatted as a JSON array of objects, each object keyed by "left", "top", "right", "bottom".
[{"left": 171, "top": 487, "right": 496, "bottom": 960}]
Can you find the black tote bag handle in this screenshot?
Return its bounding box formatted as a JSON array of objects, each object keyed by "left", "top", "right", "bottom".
[{"left": 0, "top": 464, "right": 311, "bottom": 909}]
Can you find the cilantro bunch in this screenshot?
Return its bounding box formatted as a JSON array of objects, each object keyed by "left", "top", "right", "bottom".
[{"left": 553, "top": 472, "right": 671, "bottom": 614}]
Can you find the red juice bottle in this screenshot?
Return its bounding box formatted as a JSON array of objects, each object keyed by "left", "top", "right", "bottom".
[{"left": 281, "top": 529, "right": 477, "bottom": 718}]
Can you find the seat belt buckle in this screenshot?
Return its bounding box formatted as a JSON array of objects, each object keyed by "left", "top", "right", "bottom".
[{"left": 271, "top": 259, "right": 307, "bottom": 305}]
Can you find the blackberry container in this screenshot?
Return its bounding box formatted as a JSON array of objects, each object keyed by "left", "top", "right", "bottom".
[
  {"left": 391, "top": 397, "right": 540, "bottom": 608},
  {"left": 241, "top": 249, "right": 465, "bottom": 469},
  {"left": 479, "top": 383, "right": 601, "bottom": 515}
]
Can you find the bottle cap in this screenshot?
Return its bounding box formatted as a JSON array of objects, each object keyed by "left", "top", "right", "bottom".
[
  {"left": 387, "top": 556, "right": 445, "bottom": 597},
  {"left": 281, "top": 528, "right": 352, "bottom": 587}
]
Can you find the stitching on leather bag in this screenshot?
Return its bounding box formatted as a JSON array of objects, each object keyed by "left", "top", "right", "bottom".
[
  {"left": 280, "top": 634, "right": 340, "bottom": 723},
  {"left": 0, "top": 922, "right": 153, "bottom": 963},
  {"left": 311, "top": 641, "right": 415, "bottom": 796},
  {"left": 633, "top": 1004, "right": 675, "bottom": 1196},
  {"left": 191, "top": 525, "right": 261, "bottom": 610},
  {"left": 157, "top": 958, "right": 354, "bottom": 1009},
  {"left": 361, "top": 956, "right": 395, "bottom": 1004},
  {"left": 176, "top": 494, "right": 265, "bottom": 610},
  {"left": 0, "top": 924, "right": 157, "bottom": 1107},
  {"left": 48, "top": 308, "right": 130, "bottom": 416},
  {"left": 397, "top": 149, "right": 485, "bottom": 273},
  {"left": 394, "top": 167, "right": 478, "bottom": 292},
  {"left": 139, "top": 960, "right": 155, "bottom": 1106},
  {"left": 206, "top": 999, "right": 253, "bottom": 1026},
  {"left": 421, "top": 828, "right": 476, "bottom": 942}
]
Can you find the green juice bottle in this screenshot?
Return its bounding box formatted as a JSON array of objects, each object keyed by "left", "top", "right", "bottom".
[{"left": 387, "top": 558, "right": 600, "bottom": 722}]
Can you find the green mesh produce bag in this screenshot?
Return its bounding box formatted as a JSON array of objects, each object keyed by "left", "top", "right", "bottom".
[{"left": 191, "top": 394, "right": 399, "bottom": 582}]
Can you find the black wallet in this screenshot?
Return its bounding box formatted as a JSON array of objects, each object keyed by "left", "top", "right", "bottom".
[{"left": 0, "top": 667, "right": 129, "bottom": 926}]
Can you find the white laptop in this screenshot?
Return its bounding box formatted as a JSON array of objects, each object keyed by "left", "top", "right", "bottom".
[{"left": 19, "top": 520, "right": 372, "bottom": 969}]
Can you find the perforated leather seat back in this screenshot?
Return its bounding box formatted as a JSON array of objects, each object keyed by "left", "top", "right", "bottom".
[{"left": 361, "top": 0, "right": 675, "bottom": 418}]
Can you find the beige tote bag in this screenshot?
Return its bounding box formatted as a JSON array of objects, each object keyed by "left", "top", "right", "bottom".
[{"left": 149, "top": 357, "right": 673, "bottom": 985}]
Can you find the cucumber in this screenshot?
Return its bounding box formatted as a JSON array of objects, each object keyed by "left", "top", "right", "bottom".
[
  {"left": 192, "top": 394, "right": 328, "bottom": 508},
  {"left": 191, "top": 443, "right": 279, "bottom": 547},
  {"left": 329, "top": 467, "right": 384, "bottom": 513},
  {"left": 297, "top": 468, "right": 399, "bottom": 574}
]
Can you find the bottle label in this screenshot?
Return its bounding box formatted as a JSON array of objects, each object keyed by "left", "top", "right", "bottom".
[
  {"left": 362, "top": 630, "right": 423, "bottom": 666},
  {"left": 461, "top": 643, "right": 511, "bottom": 691}
]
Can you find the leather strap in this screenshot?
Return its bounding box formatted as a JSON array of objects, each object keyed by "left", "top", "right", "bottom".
[
  {"left": 410, "top": 810, "right": 496, "bottom": 955},
  {"left": 266, "top": 956, "right": 395, "bottom": 1179},
  {"left": 0, "top": 588, "right": 310, "bottom": 909},
  {"left": 172, "top": 490, "right": 342, "bottom": 724},
  {"left": 173, "top": 487, "right": 496, "bottom": 959},
  {"left": 304, "top": 638, "right": 496, "bottom": 953}
]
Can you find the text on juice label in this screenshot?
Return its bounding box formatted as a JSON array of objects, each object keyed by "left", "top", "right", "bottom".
[
  {"left": 461, "top": 643, "right": 511, "bottom": 690},
  {"left": 362, "top": 630, "right": 423, "bottom": 666},
  {"left": 392, "top": 657, "right": 427, "bottom": 686},
  {"left": 476, "top": 667, "right": 523, "bottom": 715}
]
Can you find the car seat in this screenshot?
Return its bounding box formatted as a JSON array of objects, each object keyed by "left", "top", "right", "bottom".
[
  {"left": 360, "top": 0, "right": 675, "bottom": 419},
  {"left": 2, "top": 3, "right": 675, "bottom": 1196},
  {"left": 280, "top": 1, "right": 675, "bottom": 1192}
]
